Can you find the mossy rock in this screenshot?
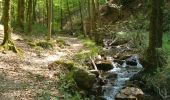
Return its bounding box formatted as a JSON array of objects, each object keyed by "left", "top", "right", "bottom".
[
  {"left": 27, "top": 41, "right": 36, "bottom": 47},
  {"left": 36, "top": 41, "right": 54, "bottom": 49},
  {"left": 73, "top": 68, "right": 96, "bottom": 90},
  {"left": 56, "top": 39, "right": 69, "bottom": 48},
  {"left": 48, "top": 60, "right": 75, "bottom": 71}
]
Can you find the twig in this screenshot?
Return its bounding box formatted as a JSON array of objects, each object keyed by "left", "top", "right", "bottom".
[{"left": 90, "top": 57, "right": 98, "bottom": 71}]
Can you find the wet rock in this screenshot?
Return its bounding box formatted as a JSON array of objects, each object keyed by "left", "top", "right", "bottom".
[
  {"left": 115, "top": 87, "right": 144, "bottom": 100},
  {"left": 96, "top": 96, "right": 107, "bottom": 100},
  {"left": 119, "top": 55, "right": 133, "bottom": 60},
  {"left": 113, "top": 59, "right": 125, "bottom": 65},
  {"left": 126, "top": 57, "right": 138, "bottom": 66},
  {"left": 126, "top": 60, "right": 137, "bottom": 66},
  {"left": 116, "top": 94, "right": 137, "bottom": 100},
  {"left": 73, "top": 69, "right": 96, "bottom": 90},
  {"left": 96, "top": 76, "right": 108, "bottom": 86},
  {"left": 105, "top": 72, "right": 118, "bottom": 79},
  {"left": 96, "top": 61, "right": 113, "bottom": 71},
  {"left": 92, "top": 83, "right": 103, "bottom": 95}
]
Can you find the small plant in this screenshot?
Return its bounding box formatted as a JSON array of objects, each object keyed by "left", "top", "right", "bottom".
[
  {"left": 144, "top": 68, "right": 170, "bottom": 100},
  {"left": 58, "top": 72, "right": 82, "bottom": 100},
  {"left": 73, "top": 38, "right": 101, "bottom": 65}
]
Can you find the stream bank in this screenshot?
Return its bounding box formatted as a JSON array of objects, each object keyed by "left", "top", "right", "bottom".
[{"left": 72, "top": 37, "right": 147, "bottom": 100}]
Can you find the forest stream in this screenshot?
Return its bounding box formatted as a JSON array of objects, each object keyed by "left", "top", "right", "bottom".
[{"left": 103, "top": 57, "right": 143, "bottom": 100}]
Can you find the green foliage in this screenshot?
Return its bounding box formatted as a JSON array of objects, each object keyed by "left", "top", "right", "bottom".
[
  {"left": 37, "top": 91, "right": 61, "bottom": 100},
  {"left": 58, "top": 72, "right": 82, "bottom": 100},
  {"left": 163, "top": 6, "right": 170, "bottom": 32},
  {"left": 56, "top": 38, "right": 68, "bottom": 48},
  {"left": 73, "top": 38, "right": 101, "bottom": 65},
  {"left": 54, "top": 60, "right": 75, "bottom": 71},
  {"left": 27, "top": 24, "right": 48, "bottom": 36},
  {"left": 126, "top": 14, "right": 149, "bottom": 31},
  {"left": 144, "top": 67, "right": 170, "bottom": 100},
  {"left": 143, "top": 33, "right": 170, "bottom": 99}
]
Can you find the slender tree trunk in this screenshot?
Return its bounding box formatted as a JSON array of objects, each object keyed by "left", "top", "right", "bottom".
[
  {"left": 47, "top": 0, "right": 52, "bottom": 41},
  {"left": 91, "top": 0, "right": 97, "bottom": 40},
  {"left": 66, "top": 0, "right": 73, "bottom": 32},
  {"left": 2, "top": 0, "right": 11, "bottom": 45},
  {"left": 17, "top": 0, "right": 25, "bottom": 31},
  {"left": 147, "top": 0, "right": 164, "bottom": 68},
  {"left": 157, "top": 0, "right": 164, "bottom": 47},
  {"left": 52, "top": 0, "right": 54, "bottom": 33},
  {"left": 43, "top": 1, "right": 46, "bottom": 26},
  {"left": 95, "top": 0, "right": 99, "bottom": 16},
  {"left": 78, "top": 0, "right": 85, "bottom": 36},
  {"left": 60, "top": 0, "right": 63, "bottom": 30},
  {"left": 27, "top": 0, "right": 33, "bottom": 33},
  {"left": 46, "top": 0, "right": 48, "bottom": 27},
  {"left": 87, "top": 0, "right": 91, "bottom": 19},
  {"left": 32, "top": 0, "right": 37, "bottom": 23}
]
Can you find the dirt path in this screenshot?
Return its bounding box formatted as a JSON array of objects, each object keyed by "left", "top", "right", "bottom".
[{"left": 0, "top": 25, "right": 84, "bottom": 100}]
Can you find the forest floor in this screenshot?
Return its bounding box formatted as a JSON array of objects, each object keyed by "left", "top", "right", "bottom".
[{"left": 0, "top": 24, "right": 84, "bottom": 100}]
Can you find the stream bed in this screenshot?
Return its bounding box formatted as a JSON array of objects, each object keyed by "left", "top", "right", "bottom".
[{"left": 99, "top": 56, "right": 143, "bottom": 100}]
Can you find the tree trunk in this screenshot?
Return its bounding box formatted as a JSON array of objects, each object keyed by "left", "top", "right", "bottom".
[
  {"left": 27, "top": 0, "right": 33, "bottom": 33},
  {"left": 78, "top": 0, "right": 85, "bottom": 36},
  {"left": 60, "top": 0, "right": 63, "bottom": 30},
  {"left": 66, "top": 0, "right": 73, "bottom": 32},
  {"left": 2, "top": 0, "right": 11, "bottom": 45},
  {"left": 17, "top": 0, "right": 25, "bottom": 31},
  {"left": 147, "top": 0, "right": 164, "bottom": 68},
  {"left": 46, "top": 0, "right": 48, "bottom": 27},
  {"left": 32, "top": 0, "right": 37, "bottom": 23},
  {"left": 87, "top": 0, "right": 91, "bottom": 19},
  {"left": 47, "top": 0, "right": 52, "bottom": 41}
]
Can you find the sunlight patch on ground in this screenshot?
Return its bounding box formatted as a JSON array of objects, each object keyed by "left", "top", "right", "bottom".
[
  {"left": 0, "top": 24, "right": 4, "bottom": 30},
  {"left": 0, "top": 34, "right": 84, "bottom": 99},
  {"left": 45, "top": 52, "right": 66, "bottom": 62},
  {"left": 72, "top": 43, "right": 82, "bottom": 47}
]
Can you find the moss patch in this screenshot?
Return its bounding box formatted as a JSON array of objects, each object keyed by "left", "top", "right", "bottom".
[{"left": 36, "top": 41, "right": 54, "bottom": 49}]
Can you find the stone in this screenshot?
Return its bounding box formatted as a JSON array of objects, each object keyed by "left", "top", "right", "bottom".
[
  {"left": 105, "top": 72, "right": 118, "bottom": 79},
  {"left": 113, "top": 59, "right": 125, "bottom": 65},
  {"left": 96, "top": 61, "right": 113, "bottom": 71},
  {"left": 125, "top": 55, "right": 139, "bottom": 66},
  {"left": 115, "top": 87, "right": 144, "bottom": 100},
  {"left": 73, "top": 68, "right": 96, "bottom": 90}
]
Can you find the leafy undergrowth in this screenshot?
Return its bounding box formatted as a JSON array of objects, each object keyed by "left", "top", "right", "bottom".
[
  {"left": 143, "top": 33, "right": 170, "bottom": 100},
  {"left": 73, "top": 38, "right": 101, "bottom": 65},
  {"left": 56, "top": 38, "right": 101, "bottom": 100}
]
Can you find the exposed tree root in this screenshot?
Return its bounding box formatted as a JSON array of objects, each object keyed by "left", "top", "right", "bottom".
[{"left": 0, "top": 40, "right": 20, "bottom": 53}]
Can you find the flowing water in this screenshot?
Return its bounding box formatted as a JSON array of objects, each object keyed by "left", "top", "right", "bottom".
[{"left": 103, "top": 58, "right": 143, "bottom": 100}]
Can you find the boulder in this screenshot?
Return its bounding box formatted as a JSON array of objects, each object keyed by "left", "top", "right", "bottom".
[
  {"left": 125, "top": 55, "right": 138, "bottom": 66},
  {"left": 96, "top": 61, "right": 113, "bottom": 71},
  {"left": 73, "top": 69, "right": 96, "bottom": 90},
  {"left": 115, "top": 87, "right": 144, "bottom": 100}
]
